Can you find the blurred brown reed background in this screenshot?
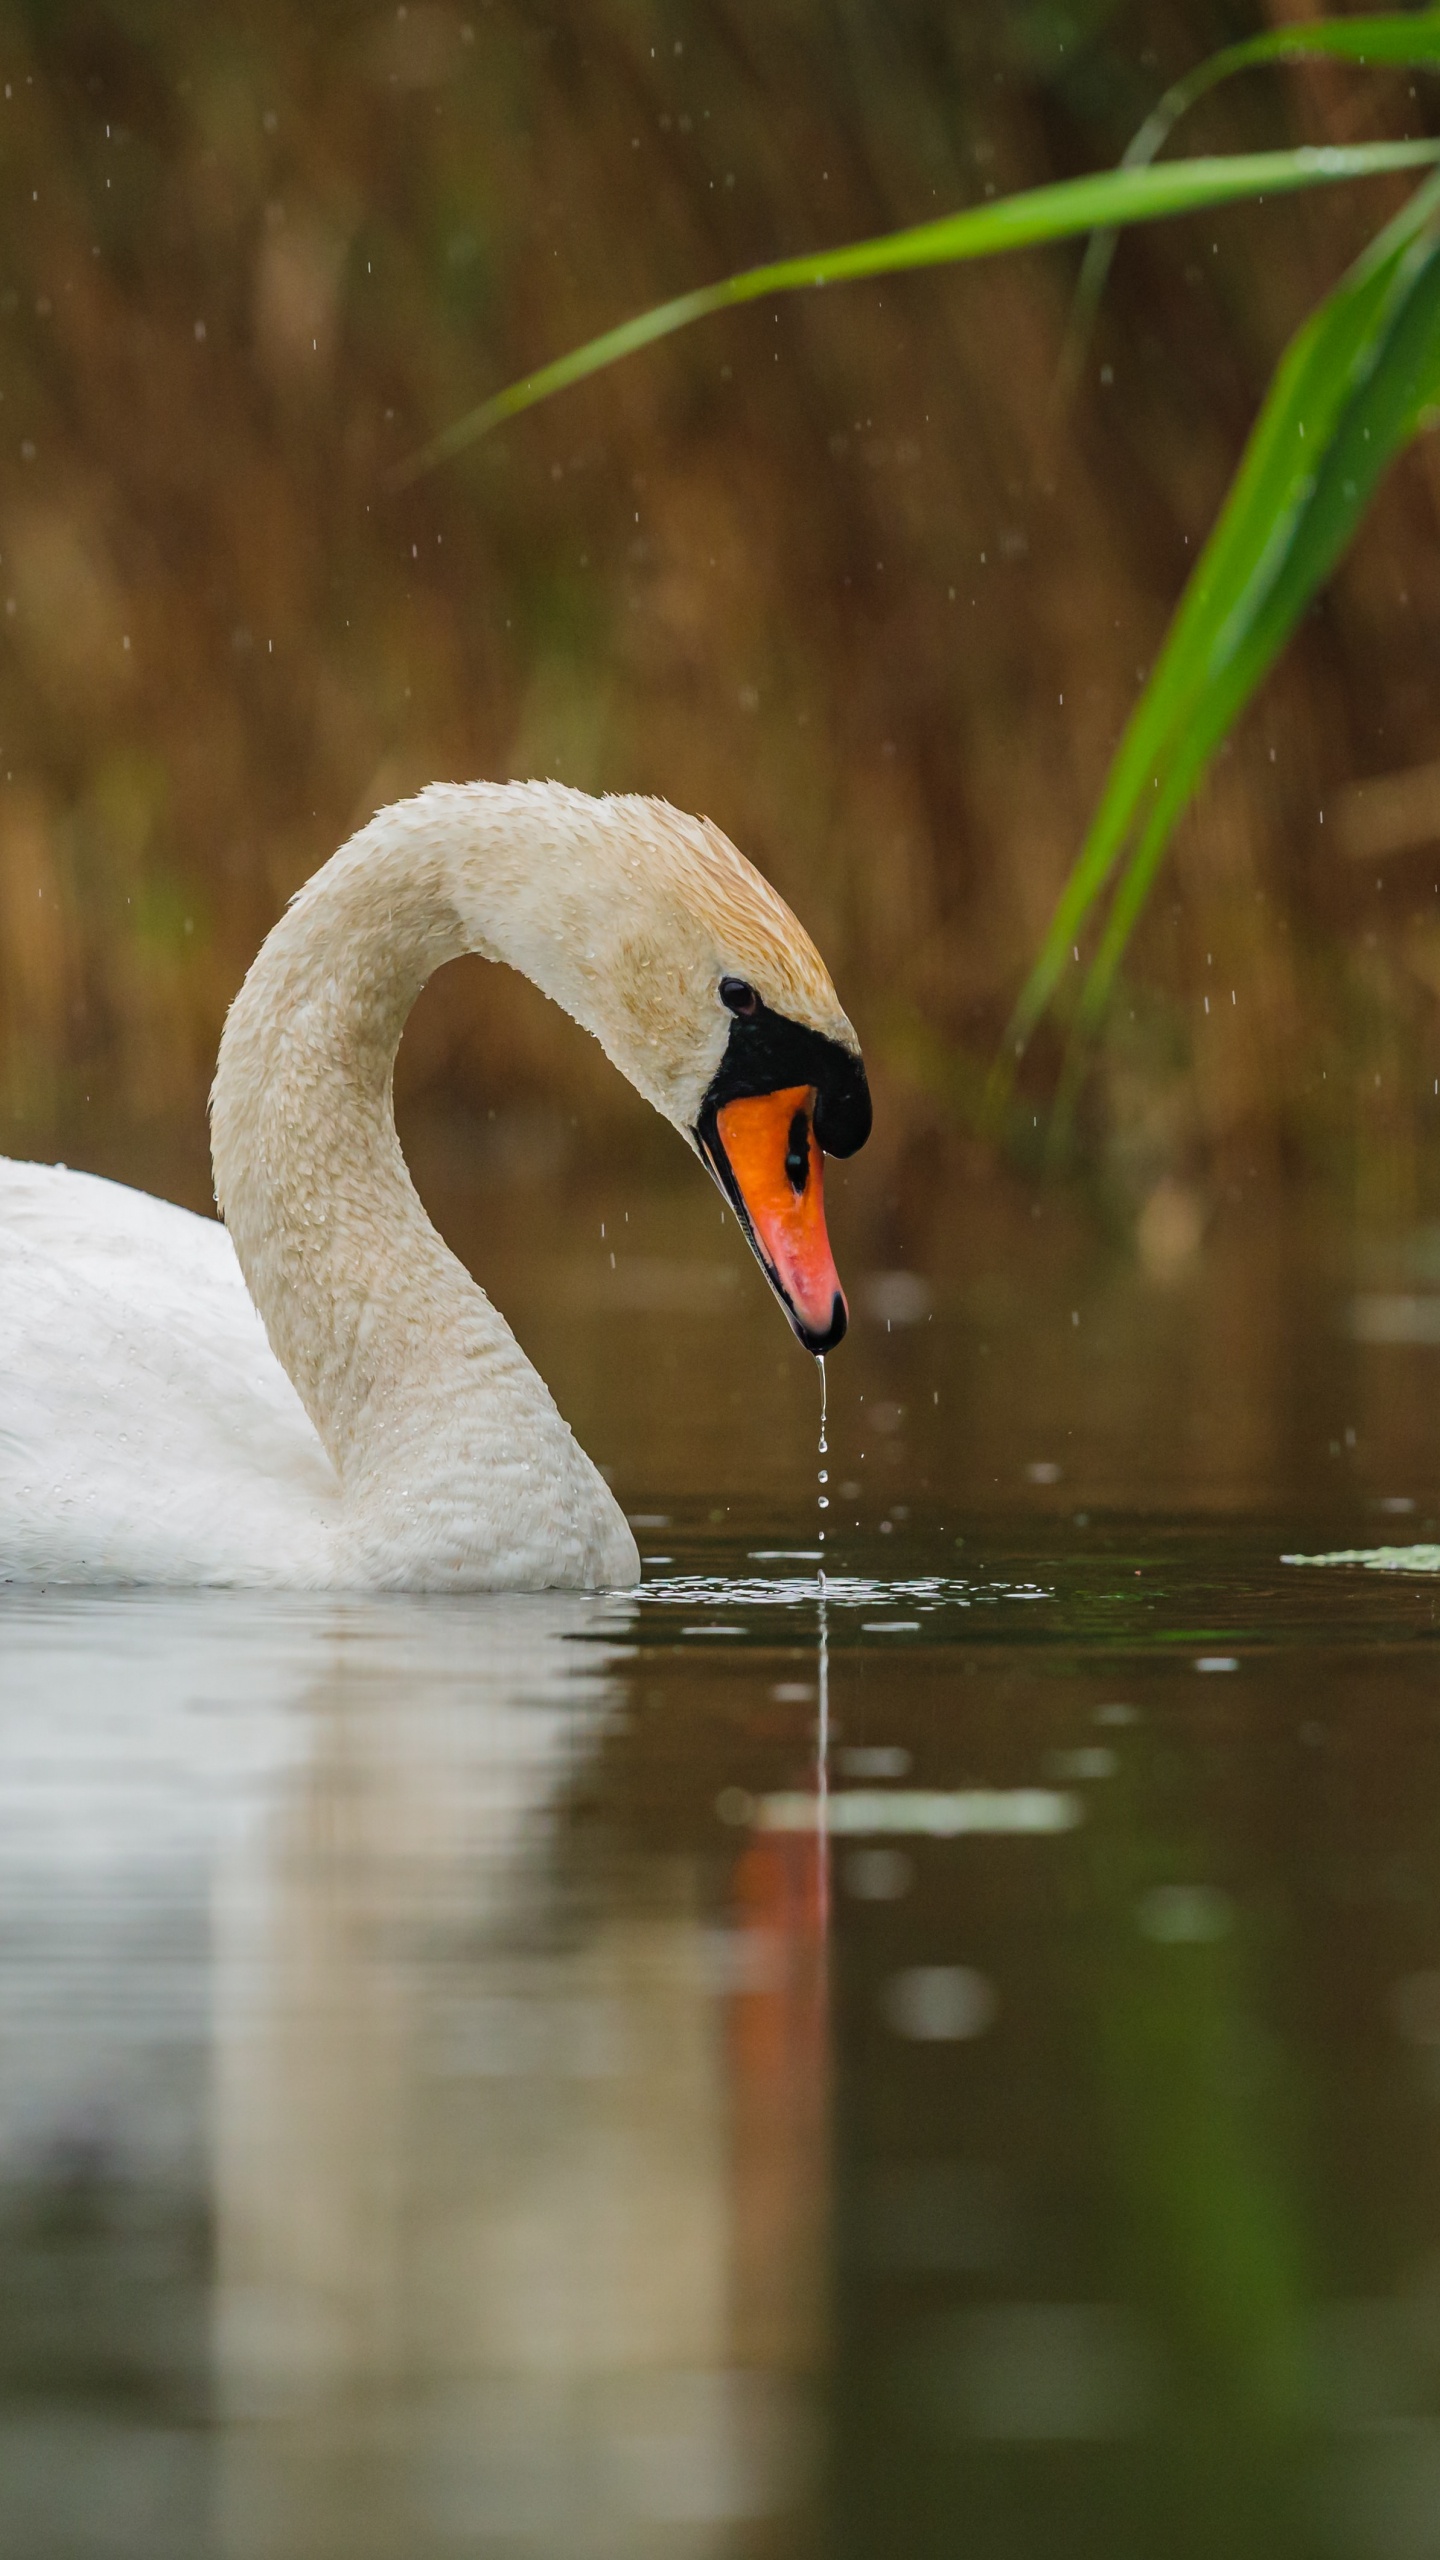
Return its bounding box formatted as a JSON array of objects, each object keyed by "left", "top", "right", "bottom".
[{"left": 1, "top": 0, "right": 1438, "bottom": 1240}]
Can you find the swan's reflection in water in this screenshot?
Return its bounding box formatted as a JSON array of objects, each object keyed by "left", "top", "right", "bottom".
[{"left": 0, "top": 1596, "right": 824, "bottom": 2559}]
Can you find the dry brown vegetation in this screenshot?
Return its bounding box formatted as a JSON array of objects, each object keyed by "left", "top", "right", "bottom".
[{"left": 0, "top": 0, "right": 1438, "bottom": 1232}]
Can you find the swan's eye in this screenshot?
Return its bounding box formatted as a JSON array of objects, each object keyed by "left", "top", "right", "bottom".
[{"left": 719, "top": 977, "right": 759, "bottom": 1018}]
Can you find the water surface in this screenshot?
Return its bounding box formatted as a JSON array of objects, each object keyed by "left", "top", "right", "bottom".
[
  {"left": 8, "top": 1190, "right": 1440, "bottom": 2556},
  {"left": 4, "top": 1511, "right": 1440, "bottom": 2558}
]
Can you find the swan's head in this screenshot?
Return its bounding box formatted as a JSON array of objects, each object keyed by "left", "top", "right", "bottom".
[
  {"left": 560, "top": 793, "right": 872, "bottom": 1358},
  {"left": 422, "top": 781, "right": 870, "bottom": 1354},
  {"left": 438, "top": 788, "right": 860, "bottom": 1361}
]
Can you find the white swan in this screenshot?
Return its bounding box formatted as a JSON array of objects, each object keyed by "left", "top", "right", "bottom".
[{"left": 0, "top": 782, "right": 870, "bottom": 1589}]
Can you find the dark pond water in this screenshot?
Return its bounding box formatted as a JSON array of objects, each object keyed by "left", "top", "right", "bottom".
[{"left": 8, "top": 1174, "right": 1440, "bottom": 2558}]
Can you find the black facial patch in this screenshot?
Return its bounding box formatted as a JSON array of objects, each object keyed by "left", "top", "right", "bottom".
[{"left": 696, "top": 997, "right": 871, "bottom": 1159}]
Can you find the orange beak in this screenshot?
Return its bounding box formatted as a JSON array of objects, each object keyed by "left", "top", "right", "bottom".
[{"left": 703, "top": 1084, "right": 848, "bottom": 1354}]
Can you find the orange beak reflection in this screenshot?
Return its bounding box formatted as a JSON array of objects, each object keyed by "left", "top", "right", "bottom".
[{"left": 707, "top": 1084, "right": 847, "bottom": 1354}]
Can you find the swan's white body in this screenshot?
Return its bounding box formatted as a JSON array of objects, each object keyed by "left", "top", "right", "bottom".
[
  {"left": 0, "top": 1159, "right": 341, "bottom": 1584},
  {"left": 0, "top": 782, "right": 855, "bottom": 1590}
]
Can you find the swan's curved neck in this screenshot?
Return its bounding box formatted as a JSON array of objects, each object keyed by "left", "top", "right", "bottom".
[{"left": 210, "top": 786, "right": 650, "bottom": 1582}]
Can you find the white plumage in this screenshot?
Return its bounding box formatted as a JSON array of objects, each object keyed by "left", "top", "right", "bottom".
[
  {"left": 0, "top": 781, "right": 857, "bottom": 1591},
  {"left": 0, "top": 1159, "right": 338, "bottom": 1585}
]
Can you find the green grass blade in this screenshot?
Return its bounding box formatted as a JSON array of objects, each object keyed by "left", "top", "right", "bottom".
[
  {"left": 1001, "top": 176, "right": 1440, "bottom": 1071},
  {"left": 392, "top": 141, "right": 1440, "bottom": 485},
  {"left": 1064, "top": 11, "right": 1440, "bottom": 398},
  {"left": 1023, "top": 209, "right": 1440, "bottom": 1149},
  {"left": 1141, "top": 9, "right": 1440, "bottom": 151},
  {"left": 1076, "top": 225, "right": 1440, "bottom": 1034}
]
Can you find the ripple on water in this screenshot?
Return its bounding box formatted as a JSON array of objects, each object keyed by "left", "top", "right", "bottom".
[
  {"left": 638, "top": 1573, "right": 1055, "bottom": 1613},
  {"left": 1283, "top": 1545, "right": 1440, "bottom": 1574}
]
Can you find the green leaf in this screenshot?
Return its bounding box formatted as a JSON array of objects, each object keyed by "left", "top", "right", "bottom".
[
  {"left": 392, "top": 141, "right": 1440, "bottom": 485},
  {"left": 1008, "top": 178, "right": 1440, "bottom": 1047},
  {"left": 1003, "top": 174, "right": 1440, "bottom": 1130},
  {"left": 1086, "top": 232, "right": 1440, "bottom": 1020},
  {"left": 1062, "top": 11, "right": 1440, "bottom": 398}
]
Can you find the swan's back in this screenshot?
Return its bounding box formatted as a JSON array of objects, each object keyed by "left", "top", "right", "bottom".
[{"left": 0, "top": 1160, "right": 338, "bottom": 1585}]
